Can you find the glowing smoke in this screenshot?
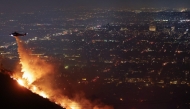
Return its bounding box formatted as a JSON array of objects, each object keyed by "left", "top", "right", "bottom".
[{"left": 13, "top": 37, "right": 113, "bottom": 109}]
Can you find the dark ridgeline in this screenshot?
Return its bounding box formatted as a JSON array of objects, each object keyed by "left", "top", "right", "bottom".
[{"left": 0, "top": 72, "right": 65, "bottom": 109}]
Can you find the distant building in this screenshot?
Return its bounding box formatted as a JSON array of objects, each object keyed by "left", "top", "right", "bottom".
[
  {"left": 149, "top": 25, "right": 156, "bottom": 31},
  {"left": 171, "top": 26, "right": 175, "bottom": 32},
  {"left": 0, "top": 47, "right": 5, "bottom": 53}
]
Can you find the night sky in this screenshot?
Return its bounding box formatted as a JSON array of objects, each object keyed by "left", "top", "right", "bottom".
[{"left": 1, "top": 0, "right": 190, "bottom": 11}]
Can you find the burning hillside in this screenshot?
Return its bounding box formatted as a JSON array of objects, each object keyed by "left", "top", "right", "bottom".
[{"left": 11, "top": 37, "right": 113, "bottom": 109}]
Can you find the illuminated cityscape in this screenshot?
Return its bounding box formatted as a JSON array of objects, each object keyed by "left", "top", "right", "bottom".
[{"left": 1, "top": 3, "right": 190, "bottom": 109}]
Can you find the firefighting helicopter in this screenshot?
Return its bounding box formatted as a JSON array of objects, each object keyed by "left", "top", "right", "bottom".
[{"left": 10, "top": 31, "right": 28, "bottom": 37}]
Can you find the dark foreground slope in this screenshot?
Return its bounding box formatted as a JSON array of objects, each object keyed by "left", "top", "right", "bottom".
[{"left": 0, "top": 73, "right": 64, "bottom": 109}]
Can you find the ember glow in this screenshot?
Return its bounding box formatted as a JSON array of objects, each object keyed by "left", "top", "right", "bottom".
[
  {"left": 12, "top": 37, "right": 113, "bottom": 109},
  {"left": 17, "top": 79, "right": 25, "bottom": 86}
]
